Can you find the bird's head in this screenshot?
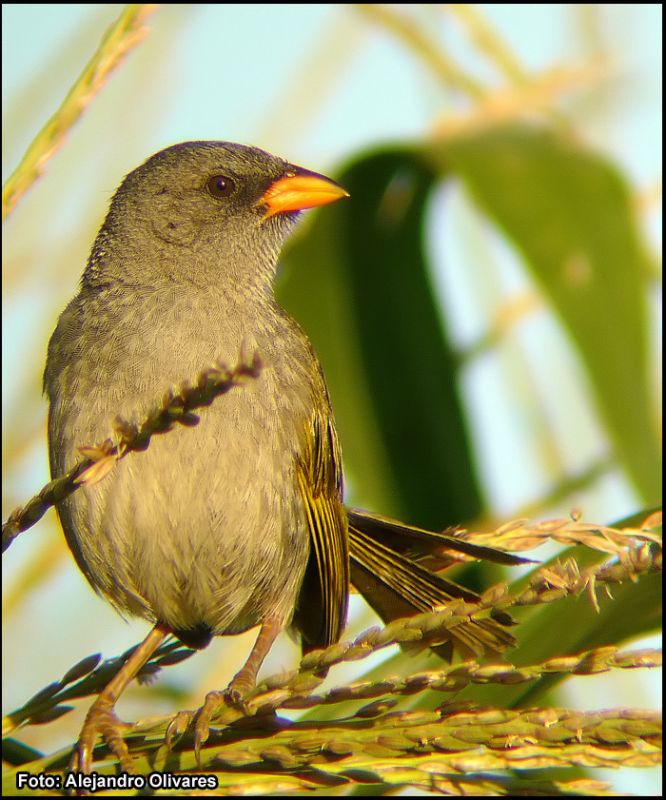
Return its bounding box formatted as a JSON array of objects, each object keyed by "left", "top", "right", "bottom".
[{"left": 88, "top": 141, "right": 348, "bottom": 293}]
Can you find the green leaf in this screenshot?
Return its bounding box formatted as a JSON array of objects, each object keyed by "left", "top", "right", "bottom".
[
  {"left": 278, "top": 149, "right": 483, "bottom": 529},
  {"left": 427, "top": 125, "right": 661, "bottom": 502}
]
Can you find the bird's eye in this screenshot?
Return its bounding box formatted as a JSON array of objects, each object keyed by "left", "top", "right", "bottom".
[{"left": 206, "top": 175, "right": 235, "bottom": 199}]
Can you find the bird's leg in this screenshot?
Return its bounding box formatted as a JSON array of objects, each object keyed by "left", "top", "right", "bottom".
[
  {"left": 228, "top": 615, "right": 283, "bottom": 699},
  {"left": 71, "top": 623, "right": 170, "bottom": 775},
  {"left": 194, "top": 616, "right": 282, "bottom": 755}
]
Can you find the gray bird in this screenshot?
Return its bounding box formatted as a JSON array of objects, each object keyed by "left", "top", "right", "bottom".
[{"left": 44, "top": 142, "right": 523, "bottom": 772}]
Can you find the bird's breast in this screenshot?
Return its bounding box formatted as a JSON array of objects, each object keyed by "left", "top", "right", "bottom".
[{"left": 48, "top": 285, "right": 323, "bottom": 635}]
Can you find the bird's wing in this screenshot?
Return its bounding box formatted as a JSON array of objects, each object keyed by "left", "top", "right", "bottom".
[{"left": 293, "top": 410, "right": 349, "bottom": 651}]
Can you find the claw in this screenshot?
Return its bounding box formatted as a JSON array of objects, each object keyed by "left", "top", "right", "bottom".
[
  {"left": 226, "top": 686, "right": 243, "bottom": 706},
  {"left": 192, "top": 685, "right": 252, "bottom": 765},
  {"left": 193, "top": 690, "right": 223, "bottom": 766},
  {"left": 227, "top": 675, "right": 254, "bottom": 709},
  {"left": 165, "top": 709, "right": 194, "bottom": 751},
  {"left": 69, "top": 699, "right": 134, "bottom": 777}
]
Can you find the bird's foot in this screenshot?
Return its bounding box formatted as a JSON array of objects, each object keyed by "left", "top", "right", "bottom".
[
  {"left": 193, "top": 678, "right": 254, "bottom": 763},
  {"left": 225, "top": 672, "right": 255, "bottom": 708},
  {"left": 70, "top": 696, "right": 134, "bottom": 775}
]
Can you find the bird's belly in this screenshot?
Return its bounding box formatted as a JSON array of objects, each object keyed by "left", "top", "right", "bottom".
[{"left": 59, "top": 406, "right": 310, "bottom": 637}]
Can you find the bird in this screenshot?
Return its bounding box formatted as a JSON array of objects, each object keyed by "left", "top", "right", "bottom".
[{"left": 43, "top": 141, "right": 525, "bottom": 773}]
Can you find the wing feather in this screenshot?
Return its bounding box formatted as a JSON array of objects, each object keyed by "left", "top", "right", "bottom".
[{"left": 294, "top": 411, "right": 349, "bottom": 651}]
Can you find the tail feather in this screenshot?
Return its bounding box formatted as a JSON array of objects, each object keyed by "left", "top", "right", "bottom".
[
  {"left": 348, "top": 510, "right": 522, "bottom": 660},
  {"left": 348, "top": 508, "right": 531, "bottom": 567}
]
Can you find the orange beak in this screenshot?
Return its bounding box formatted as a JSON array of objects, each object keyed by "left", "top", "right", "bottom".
[{"left": 260, "top": 170, "right": 349, "bottom": 218}]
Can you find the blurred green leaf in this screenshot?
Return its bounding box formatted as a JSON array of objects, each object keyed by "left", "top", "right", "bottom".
[
  {"left": 426, "top": 125, "right": 660, "bottom": 503},
  {"left": 280, "top": 125, "right": 661, "bottom": 527},
  {"left": 278, "top": 149, "right": 483, "bottom": 529}
]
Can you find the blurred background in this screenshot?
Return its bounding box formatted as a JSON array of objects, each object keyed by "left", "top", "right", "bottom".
[{"left": 3, "top": 4, "right": 662, "bottom": 794}]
